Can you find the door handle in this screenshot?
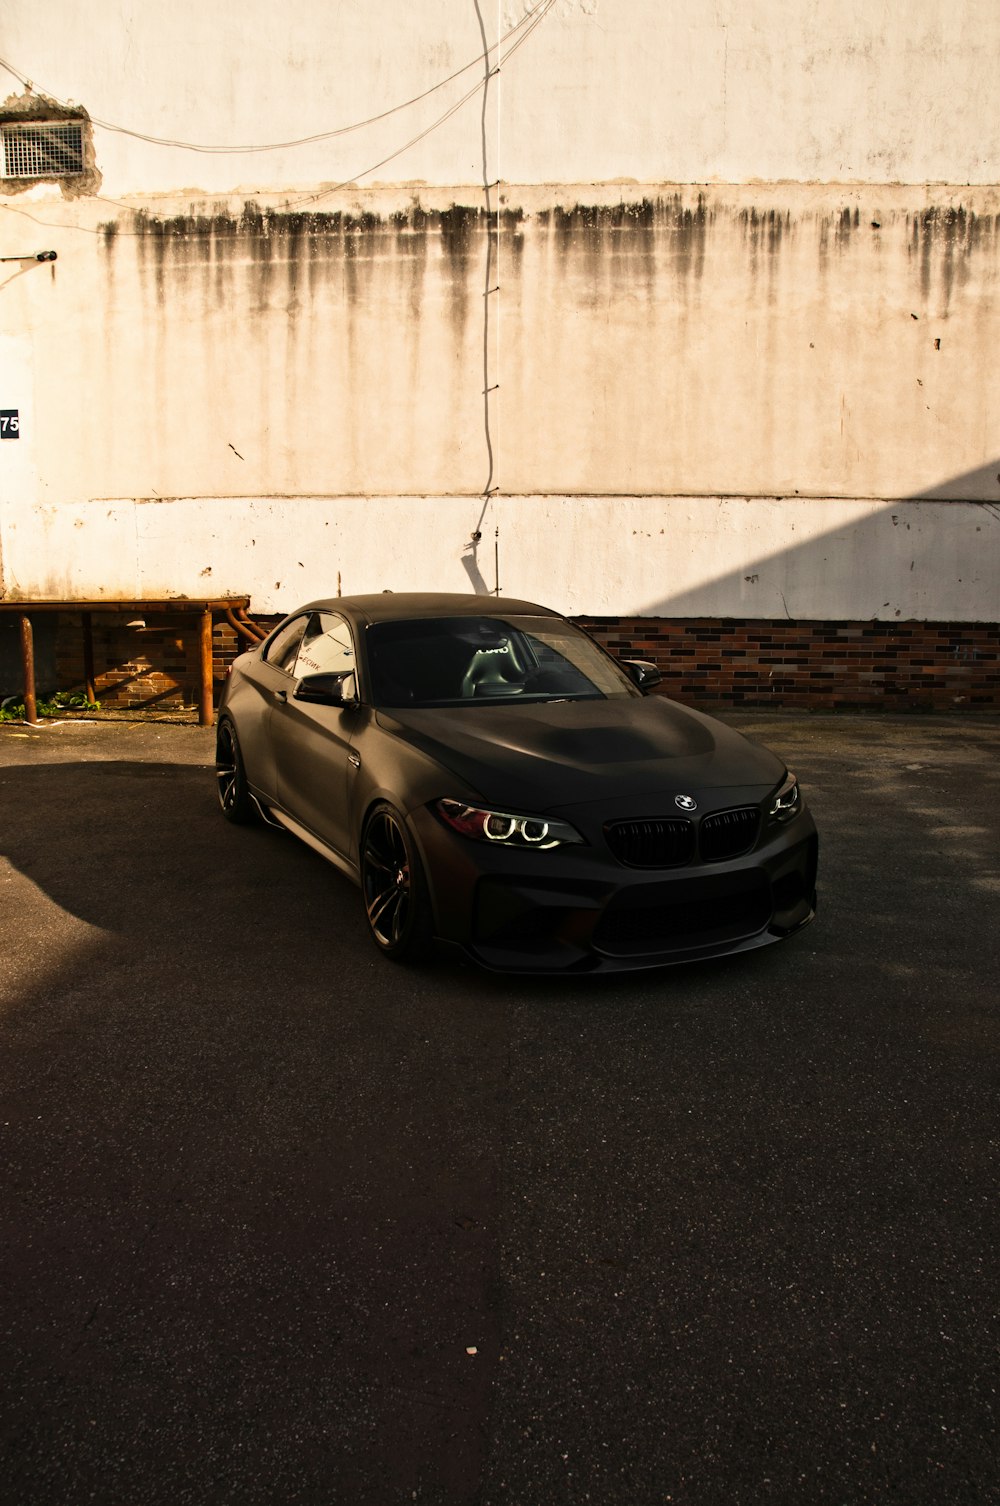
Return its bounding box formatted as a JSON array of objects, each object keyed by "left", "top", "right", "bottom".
[
  {"left": 274, "top": 689, "right": 287, "bottom": 703},
  {"left": 349, "top": 751, "right": 361, "bottom": 769}
]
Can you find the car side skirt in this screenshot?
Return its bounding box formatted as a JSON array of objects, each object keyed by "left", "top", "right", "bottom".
[{"left": 252, "top": 797, "right": 361, "bottom": 886}]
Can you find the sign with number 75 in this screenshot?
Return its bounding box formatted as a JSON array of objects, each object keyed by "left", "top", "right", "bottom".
[{"left": 1, "top": 410, "right": 20, "bottom": 439}]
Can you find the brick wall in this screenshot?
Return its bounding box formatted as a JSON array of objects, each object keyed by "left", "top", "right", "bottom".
[
  {"left": 50, "top": 612, "right": 999, "bottom": 713},
  {"left": 577, "top": 619, "right": 1000, "bottom": 711},
  {"left": 54, "top": 611, "right": 244, "bottom": 710}
]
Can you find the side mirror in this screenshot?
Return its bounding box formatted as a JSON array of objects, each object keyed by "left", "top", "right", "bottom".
[
  {"left": 295, "top": 671, "right": 358, "bottom": 707},
  {"left": 621, "top": 658, "right": 662, "bottom": 692}
]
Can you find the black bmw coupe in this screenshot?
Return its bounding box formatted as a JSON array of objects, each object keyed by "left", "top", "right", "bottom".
[{"left": 216, "top": 593, "right": 818, "bottom": 973}]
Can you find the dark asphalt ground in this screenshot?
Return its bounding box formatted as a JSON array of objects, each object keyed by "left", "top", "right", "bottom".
[{"left": 1, "top": 711, "right": 998, "bottom": 1506}]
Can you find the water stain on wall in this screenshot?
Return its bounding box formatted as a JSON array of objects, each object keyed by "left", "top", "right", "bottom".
[
  {"left": 908, "top": 205, "right": 1000, "bottom": 312},
  {"left": 100, "top": 194, "right": 1000, "bottom": 317}
]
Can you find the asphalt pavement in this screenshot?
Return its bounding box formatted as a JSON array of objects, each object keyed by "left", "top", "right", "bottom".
[{"left": 1, "top": 711, "right": 998, "bottom": 1506}]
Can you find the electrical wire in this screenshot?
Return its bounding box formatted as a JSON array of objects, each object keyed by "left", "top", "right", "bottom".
[
  {"left": 282, "top": 72, "right": 488, "bottom": 212},
  {"left": 0, "top": 0, "right": 557, "bottom": 235},
  {"left": 0, "top": 0, "right": 555, "bottom": 156},
  {"left": 286, "top": 0, "right": 555, "bottom": 210}
]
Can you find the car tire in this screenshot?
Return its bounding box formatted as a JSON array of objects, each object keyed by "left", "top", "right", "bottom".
[
  {"left": 361, "top": 802, "right": 433, "bottom": 962},
  {"left": 215, "top": 717, "right": 255, "bottom": 824}
]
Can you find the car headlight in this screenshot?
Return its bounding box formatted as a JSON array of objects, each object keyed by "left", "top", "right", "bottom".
[
  {"left": 768, "top": 771, "right": 801, "bottom": 823},
  {"left": 434, "top": 798, "right": 585, "bottom": 850}
]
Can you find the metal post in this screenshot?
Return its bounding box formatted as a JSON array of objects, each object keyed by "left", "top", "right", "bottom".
[
  {"left": 198, "top": 608, "right": 214, "bottom": 726},
  {"left": 19, "top": 613, "right": 39, "bottom": 725}
]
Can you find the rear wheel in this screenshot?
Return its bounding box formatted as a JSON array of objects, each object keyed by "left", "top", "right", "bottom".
[
  {"left": 215, "top": 717, "right": 254, "bottom": 824},
  {"left": 361, "top": 803, "right": 432, "bottom": 962}
]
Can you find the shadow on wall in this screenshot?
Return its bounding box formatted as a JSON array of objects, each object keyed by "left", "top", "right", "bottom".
[
  {"left": 636, "top": 468, "right": 1000, "bottom": 623},
  {"left": 573, "top": 460, "right": 1000, "bottom": 710},
  {"left": 909, "top": 459, "right": 1000, "bottom": 503}
]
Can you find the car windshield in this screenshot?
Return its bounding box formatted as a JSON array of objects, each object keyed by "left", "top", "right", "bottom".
[{"left": 366, "top": 616, "right": 639, "bottom": 708}]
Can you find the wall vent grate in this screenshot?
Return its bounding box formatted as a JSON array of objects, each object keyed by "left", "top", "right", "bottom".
[{"left": 2, "top": 121, "right": 85, "bottom": 179}]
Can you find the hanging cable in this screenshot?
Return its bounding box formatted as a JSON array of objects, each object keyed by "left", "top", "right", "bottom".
[
  {"left": 289, "top": 0, "right": 555, "bottom": 213},
  {"left": 0, "top": 0, "right": 557, "bottom": 236},
  {"left": 0, "top": 0, "right": 554, "bottom": 156},
  {"left": 2, "top": 63, "right": 486, "bottom": 230},
  {"left": 283, "top": 73, "right": 487, "bottom": 212}
]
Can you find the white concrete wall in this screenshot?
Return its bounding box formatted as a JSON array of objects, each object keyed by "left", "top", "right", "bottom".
[
  {"left": 3, "top": 1, "right": 999, "bottom": 192},
  {"left": 6, "top": 493, "right": 994, "bottom": 622},
  {"left": 1, "top": 2, "right": 998, "bottom": 621}
]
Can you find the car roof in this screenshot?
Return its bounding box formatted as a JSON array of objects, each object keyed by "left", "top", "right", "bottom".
[{"left": 294, "top": 593, "right": 563, "bottom": 627}]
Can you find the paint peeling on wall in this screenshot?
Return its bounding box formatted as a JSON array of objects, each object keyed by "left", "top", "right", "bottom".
[{"left": 0, "top": 89, "right": 101, "bottom": 198}]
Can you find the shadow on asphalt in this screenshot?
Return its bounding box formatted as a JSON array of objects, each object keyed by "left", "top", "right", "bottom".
[{"left": 1, "top": 724, "right": 998, "bottom": 1505}]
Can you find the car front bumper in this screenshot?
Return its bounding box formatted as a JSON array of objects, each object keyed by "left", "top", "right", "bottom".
[{"left": 409, "top": 802, "right": 819, "bottom": 975}]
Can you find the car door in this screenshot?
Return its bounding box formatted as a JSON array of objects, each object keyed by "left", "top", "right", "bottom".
[
  {"left": 231, "top": 612, "right": 310, "bottom": 803},
  {"left": 268, "top": 611, "right": 362, "bottom": 860}
]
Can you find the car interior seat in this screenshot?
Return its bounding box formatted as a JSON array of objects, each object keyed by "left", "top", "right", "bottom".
[{"left": 461, "top": 644, "right": 525, "bottom": 698}]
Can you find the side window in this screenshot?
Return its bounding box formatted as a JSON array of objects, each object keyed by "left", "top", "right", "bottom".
[
  {"left": 294, "top": 613, "right": 356, "bottom": 680},
  {"left": 263, "top": 615, "right": 309, "bottom": 674}
]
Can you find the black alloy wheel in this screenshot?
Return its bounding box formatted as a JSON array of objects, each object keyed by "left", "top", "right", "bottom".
[
  {"left": 215, "top": 717, "right": 254, "bottom": 824},
  {"left": 361, "top": 803, "right": 431, "bottom": 961}
]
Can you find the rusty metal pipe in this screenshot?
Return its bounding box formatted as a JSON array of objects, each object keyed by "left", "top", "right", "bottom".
[
  {"left": 19, "top": 613, "right": 39, "bottom": 725},
  {"left": 223, "top": 606, "right": 251, "bottom": 642},
  {"left": 225, "top": 605, "right": 267, "bottom": 644},
  {"left": 199, "top": 609, "right": 214, "bottom": 726},
  {"left": 234, "top": 605, "right": 269, "bottom": 643}
]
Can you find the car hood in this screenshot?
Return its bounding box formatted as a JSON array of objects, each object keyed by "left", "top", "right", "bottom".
[{"left": 375, "top": 697, "right": 786, "bottom": 813}]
